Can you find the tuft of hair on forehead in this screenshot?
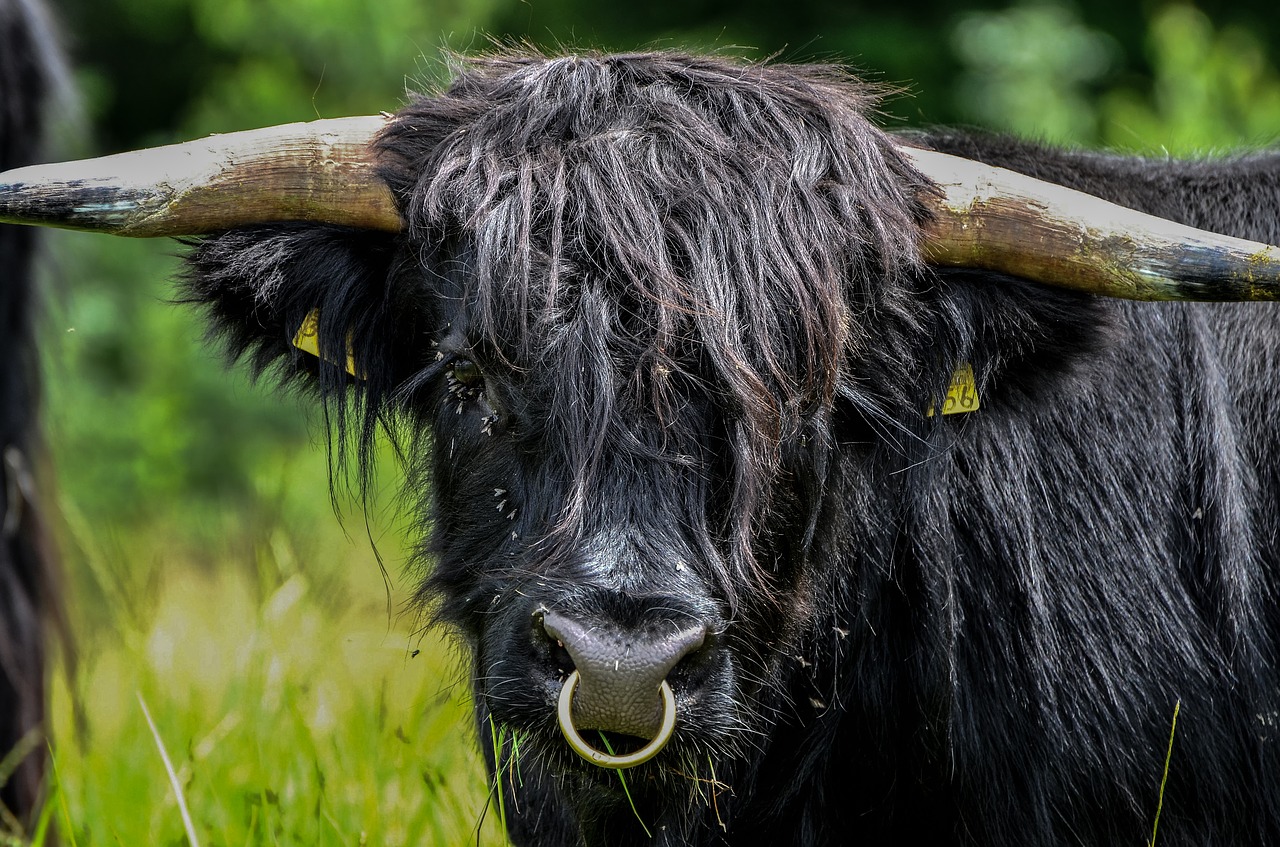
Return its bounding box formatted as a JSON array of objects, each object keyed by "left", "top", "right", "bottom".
[{"left": 376, "top": 49, "right": 936, "bottom": 598}]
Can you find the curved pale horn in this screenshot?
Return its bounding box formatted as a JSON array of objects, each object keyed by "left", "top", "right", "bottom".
[
  {"left": 4, "top": 115, "right": 1280, "bottom": 302},
  {"left": 0, "top": 115, "right": 399, "bottom": 236},
  {"left": 898, "top": 145, "right": 1280, "bottom": 301}
]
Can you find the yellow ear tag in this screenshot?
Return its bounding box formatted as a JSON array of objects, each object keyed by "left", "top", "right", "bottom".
[
  {"left": 927, "top": 363, "right": 980, "bottom": 417},
  {"left": 292, "top": 308, "right": 361, "bottom": 378}
]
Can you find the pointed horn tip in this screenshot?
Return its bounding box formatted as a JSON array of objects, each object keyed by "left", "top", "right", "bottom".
[
  {"left": 0, "top": 114, "right": 401, "bottom": 237},
  {"left": 897, "top": 142, "right": 1280, "bottom": 301}
]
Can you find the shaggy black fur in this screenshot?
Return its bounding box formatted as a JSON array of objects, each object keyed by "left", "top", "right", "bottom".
[
  {"left": 0, "top": 0, "right": 60, "bottom": 825},
  {"left": 182, "top": 50, "right": 1280, "bottom": 846}
]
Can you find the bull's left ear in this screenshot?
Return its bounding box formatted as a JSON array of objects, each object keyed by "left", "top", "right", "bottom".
[{"left": 180, "top": 223, "right": 413, "bottom": 394}]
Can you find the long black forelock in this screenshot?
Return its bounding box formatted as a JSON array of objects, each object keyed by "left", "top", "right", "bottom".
[{"left": 377, "top": 49, "right": 936, "bottom": 600}]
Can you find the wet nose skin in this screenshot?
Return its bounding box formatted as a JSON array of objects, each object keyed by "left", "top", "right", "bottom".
[{"left": 541, "top": 610, "right": 707, "bottom": 738}]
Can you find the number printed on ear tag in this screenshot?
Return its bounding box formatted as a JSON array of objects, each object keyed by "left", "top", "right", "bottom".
[{"left": 926, "top": 363, "right": 980, "bottom": 417}]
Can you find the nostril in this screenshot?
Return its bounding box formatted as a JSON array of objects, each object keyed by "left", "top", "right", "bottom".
[
  {"left": 540, "top": 626, "right": 576, "bottom": 680},
  {"left": 534, "top": 611, "right": 576, "bottom": 677}
]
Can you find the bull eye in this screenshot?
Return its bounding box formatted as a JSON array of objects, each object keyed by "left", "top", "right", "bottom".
[
  {"left": 445, "top": 356, "right": 489, "bottom": 414},
  {"left": 451, "top": 358, "right": 482, "bottom": 388}
]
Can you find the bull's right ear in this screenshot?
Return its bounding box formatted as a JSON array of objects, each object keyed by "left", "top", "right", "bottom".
[
  {"left": 0, "top": 115, "right": 423, "bottom": 402},
  {"left": 180, "top": 223, "right": 412, "bottom": 396}
]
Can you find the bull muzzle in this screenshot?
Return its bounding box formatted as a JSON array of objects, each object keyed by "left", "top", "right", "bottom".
[{"left": 540, "top": 609, "right": 706, "bottom": 769}]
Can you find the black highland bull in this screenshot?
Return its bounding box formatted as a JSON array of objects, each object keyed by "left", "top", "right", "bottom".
[
  {"left": 4, "top": 50, "right": 1280, "bottom": 845},
  {"left": 0, "top": 0, "right": 61, "bottom": 825}
]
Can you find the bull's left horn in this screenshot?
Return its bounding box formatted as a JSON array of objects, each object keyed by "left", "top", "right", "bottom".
[
  {"left": 0, "top": 116, "right": 399, "bottom": 236},
  {"left": 899, "top": 144, "right": 1280, "bottom": 302}
]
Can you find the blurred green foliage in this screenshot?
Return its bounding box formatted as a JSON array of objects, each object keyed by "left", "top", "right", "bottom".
[
  {"left": 950, "top": 2, "right": 1280, "bottom": 151},
  {"left": 25, "top": 0, "right": 1280, "bottom": 843},
  {"left": 1100, "top": 4, "right": 1280, "bottom": 151},
  {"left": 952, "top": 2, "right": 1120, "bottom": 142}
]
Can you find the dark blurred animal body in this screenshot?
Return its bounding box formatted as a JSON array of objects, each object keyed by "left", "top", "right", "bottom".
[
  {"left": 6, "top": 49, "right": 1280, "bottom": 846},
  {"left": 0, "top": 0, "right": 61, "bottom": 825}
]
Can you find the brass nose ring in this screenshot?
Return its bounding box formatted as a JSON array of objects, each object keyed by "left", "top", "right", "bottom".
[{"left": 555, "top": 669, "right": 677, "bottom": 769}]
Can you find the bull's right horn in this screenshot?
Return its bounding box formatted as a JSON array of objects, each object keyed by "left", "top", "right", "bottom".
[{"left": 0, "top": 115, "right": 400, "bottom": 237}]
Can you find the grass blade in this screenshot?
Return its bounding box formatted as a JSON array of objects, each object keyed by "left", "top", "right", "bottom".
[
  {"left": 46, "top": 742, "right": 79, "bottom": 847},
  {"left": 597, "top": 733, "right": 651, "bottom": 839},
  {"left": 138, "top": 692, "right": 201, "bottom": 847},
  {"left": 1149, "top": 698, "right": 1181, "bottom": 847},
  {"left": 487, "top": 717, "right": 509, "bottom": 839},
  {"left": 508, "top": 731, "right": 523, "bottom": 788}
]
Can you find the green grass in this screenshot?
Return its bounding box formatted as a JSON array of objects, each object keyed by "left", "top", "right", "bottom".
[
  {"left": 15, "top": 233, "right": 506, "bottom": 845},
  {"left": 38, "top": 460, "right": 505, "bottom": 846}
]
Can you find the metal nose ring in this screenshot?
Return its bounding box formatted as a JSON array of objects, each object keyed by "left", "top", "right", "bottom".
[{"left": 556, "top": 670, "right": 677, "bottom": 769}]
